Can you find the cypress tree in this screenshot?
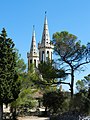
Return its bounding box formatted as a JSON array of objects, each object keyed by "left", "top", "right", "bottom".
[{"left": 0, "top": 28, "right": 20, "bottom": 119}]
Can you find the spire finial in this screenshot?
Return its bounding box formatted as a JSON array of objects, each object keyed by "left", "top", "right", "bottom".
[
  {"left": 33, "top": 25, "right": 35, "bottom": 31},
  {"left": 45, "top": 11, "right": 47, "bottom": 15},
  {"left": 32, "top": 25, "right": 35, "bottom": 37},
  {"left": 44, "top": 11, "right": 47, "bottom": 24}
]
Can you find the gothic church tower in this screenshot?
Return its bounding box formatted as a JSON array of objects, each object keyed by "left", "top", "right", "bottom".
[
  {"left": 38, "top": 12, "right": 54, "bottom": 62},
  {"left": 27, "top": 13, "right": 53, "bottom": 68},
  {"left": 27, "top": 26, "right": 39, "bottom": 68}
]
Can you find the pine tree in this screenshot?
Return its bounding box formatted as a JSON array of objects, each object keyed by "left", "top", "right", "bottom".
[{"left": 53, "top": 31, "right": 90, "bottom": 97}]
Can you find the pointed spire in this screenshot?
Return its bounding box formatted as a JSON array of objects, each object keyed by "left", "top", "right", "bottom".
[
  {"left": 30, "top": 25, "right": 38, "bottom": 56},
  {"left": 41, "top": 12, "right": 50, "bottom": 46},
  {"left": 44, "top": 11, "right": 48, "bottom": 25},
  {"left": 32, "top": 25, "right": 35, "bottom": 37}
]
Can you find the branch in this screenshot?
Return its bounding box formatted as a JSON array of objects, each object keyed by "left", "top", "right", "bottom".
[
  {"left": 63, "top": 57, "right": 73, "bottom": 69},
  {"left": 52, "top": 81, "right": 71, "bottom": 87},
  {"left": 75, "top": 61, "right": 90, "bottom": 70},
  {"left": 35, "top": 79, "right": 71, "bottom": 88}
]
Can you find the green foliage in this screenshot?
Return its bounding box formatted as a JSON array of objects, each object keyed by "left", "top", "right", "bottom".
[
  {"left": 38, "top": 61, "right": 57, "bottom": 80},
  {"left": 12, "top": 87, "right": 37, "bottom": 109},
  {"left": 86, "top": 42, "right": 90, "bottom": 61},
  {"left": 52, "top": 31, "right": 90, "bottom": 96},
  {"left": 11, "top": 69, "right": 40, "bottom": 111},
  {"left": 76, "top": 74, "right": 90, "bottom": 114},
  {"left": 38, "top": 60, "right": 66, "bottom": 80},
  {"left": 15, "top": 49, "right": 26, "bottom": 74},
  {"left": 85, "top": 88, "right": 90, "bottom": 115},
  {"left": 76, "top": 80, "right": 85, "bottom": 92},
  {"left": 52, "top": 31, "right": 88, "bottom": 70},
  {"left": 0, "top": 28, "right": 20, "bottom": 104},
  {"left": 69, "top": 92, "right": 86, "bottom": 113},
  {"left": 37, "top": 60, "right": 67, "bottom": 91},
  {"left": 62, "top": 98, "right": 70, "bottom": 112},
  {"left": 76, "top": 74, "right": 90, "bottom": 92},
  {"left": 43, "top": 90, "right": 67, "bottom": 113}
]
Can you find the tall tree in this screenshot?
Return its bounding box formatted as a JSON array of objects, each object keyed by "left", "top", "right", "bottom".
[
  {"left": 11, "top": 64, "right": 41, "bottom": 115},
  {"left": 0, "top": 28, "right": 20, "bottom": 120},
  {"left": 11, "top": 71, "right": 38, "bottom": 114},
  {"left": 75, "top": 74, "right": 90, "bottom": 114},
  {"left": 10, "top": 49, "right": 26, "bottom": 118},
  {"left": 53, "top": 31, "right": 90, "bottom": 97},
  {"left": 37, "top": 60, "right": 67, "bottom": 91}
]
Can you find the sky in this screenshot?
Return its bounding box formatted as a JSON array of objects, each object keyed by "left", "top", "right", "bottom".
[{"left": 0, "top": 0, "right": 90, "bottom": 91}]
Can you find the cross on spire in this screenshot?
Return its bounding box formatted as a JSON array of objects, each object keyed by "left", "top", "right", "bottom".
[{"left": 45, "top": 11, "right": 47, "bottom": 15}]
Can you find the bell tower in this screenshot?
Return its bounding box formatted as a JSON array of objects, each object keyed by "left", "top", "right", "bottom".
[
  {"left": 27, "top": 26, "right": 39, "bottom": 69},
  {"left": 27, "top": 13, "right": 54, "bottom": 69},
  {"left": 38, "top": 12, "right": 54, "bottom": 62}
]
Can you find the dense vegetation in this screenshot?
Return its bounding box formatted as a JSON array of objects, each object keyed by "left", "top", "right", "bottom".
[
  {"left": 0, "top": 28, "right": 20, "bottom": 120},
  {"left": 0, "top": 28, "right": 90, "bottom": 120}
]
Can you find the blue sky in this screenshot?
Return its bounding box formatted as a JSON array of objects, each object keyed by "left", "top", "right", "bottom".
[{"left": 0, "top": 0, "right": 90, "bottom": 91}]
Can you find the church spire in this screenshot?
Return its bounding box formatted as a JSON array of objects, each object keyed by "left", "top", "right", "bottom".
[
  {"left": 27, "top": 25, "right": 39, "bottom": 68},
  {"left": 38, "top": 12, "right": 54, "bottom": 62},
  {"left": 41, "top": 12, "right": 50, "bottom": 46},
  {"left": 30, "top": 25, "right": 37, "bottom": 55}
]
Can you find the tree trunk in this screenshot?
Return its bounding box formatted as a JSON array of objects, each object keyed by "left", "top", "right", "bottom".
[
  {"left": 12, "top": 108, "right": 16, "bottom": 120},
  {"left": 71, "top": 84, "right": 73, "bottom": 98},
  {"left": 0, "top": 101, "right": 3, "bottom": 120},
  {"left": 71, "top": 68, "right": 74, "bottom": 97},
  {"left": 10, "top": 106, "right": 17, "bottom": 120},
  {"left": 44, "top": 106, "right": 48, "bottom": 116}
]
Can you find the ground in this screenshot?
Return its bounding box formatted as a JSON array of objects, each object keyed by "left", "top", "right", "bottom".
[
  {"left": 3, "top": 105, "right": 49, "bottom": 120},
  {"left": 18, "top": 116, "right": 49, "bottom": 120}
]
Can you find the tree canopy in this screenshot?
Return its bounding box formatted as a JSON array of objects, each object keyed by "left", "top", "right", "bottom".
[
  {"left": 76, "top": 74, "right": 90, "bottom": 92},
  {"left": 52, "top": 31, "right": 90, "bottom": 96},
  {"left": 0, "top": 28, "right": 20, "bottom": 119}
]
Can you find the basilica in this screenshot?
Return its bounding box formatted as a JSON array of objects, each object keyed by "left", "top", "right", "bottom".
[{"left": 27, "top": 13, "right": 54, "bottom": 68}]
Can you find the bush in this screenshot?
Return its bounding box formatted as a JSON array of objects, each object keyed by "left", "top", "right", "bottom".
[{"left": 43, "top": 91, "right": 67, "bottom": 114}]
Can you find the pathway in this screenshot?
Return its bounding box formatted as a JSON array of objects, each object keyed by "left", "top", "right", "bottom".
[{"left": 18, "top": 116, "right": 49, "bottom": 120}]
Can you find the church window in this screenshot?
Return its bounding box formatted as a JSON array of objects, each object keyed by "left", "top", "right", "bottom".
[
  {"left": 47, "top": 51, "right": 49, "bottom": 58},
  {"left": 34, "top": 59, "right": 36, "bottom": 67},
  {"left": 42, "top": 51, "right": 45, "bottom": 62},
  {"left": 51, "top": 52, "right": 52, "bottom": 60},
  {"left": 30, "top": 60, "right": 32, "bottom": 64}
]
